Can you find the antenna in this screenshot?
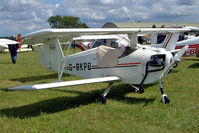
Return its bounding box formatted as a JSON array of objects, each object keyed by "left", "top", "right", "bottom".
[
  {"left": 122, "top": 6, "right": 142, "bottom": 48},
  {"left": 123, "top": 8, "right": 140, "bottom": 30}
]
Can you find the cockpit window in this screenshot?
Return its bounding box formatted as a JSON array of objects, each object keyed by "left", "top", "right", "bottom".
[
  {"left": 91, "top": 39, "right": 106, "bottom": 48},
  {"left": 111, "top": 40, "right": 118, "bottom": 48},
  {"left": 91, "top": 39, "right": 120, "bottom": 48},
  {"left": 119, "top": 46, "right": 135, "bottom": 58}
]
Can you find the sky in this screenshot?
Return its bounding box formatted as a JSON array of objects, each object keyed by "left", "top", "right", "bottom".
[{"left": 0, "top": 0, "right": 199, "bottom": 36}]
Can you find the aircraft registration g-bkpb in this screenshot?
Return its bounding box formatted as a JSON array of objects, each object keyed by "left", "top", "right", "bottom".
[{"left": 9, "top": 28, "right": 192, "bottom": 104}]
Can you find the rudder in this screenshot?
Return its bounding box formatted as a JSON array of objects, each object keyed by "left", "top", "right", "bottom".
[{"left": 39, "top": 39, "right": 64, "bottom": 72}]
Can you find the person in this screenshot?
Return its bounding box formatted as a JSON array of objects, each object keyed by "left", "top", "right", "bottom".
[
  {"left": 28, "top": 45, "right": 34, "bottom": 51},
  {"left": 178, "top": 33, "right": 185, "bottom": 41},
  {"left": 138, "top": 36, "right": 144, "bottom": 44},
  {"left": 8, "top": 35, "right": 19, "bottom": 64}
]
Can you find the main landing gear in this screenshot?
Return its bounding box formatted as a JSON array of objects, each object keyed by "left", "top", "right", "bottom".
[
  {"left": 130, "top": 84, "right": 144, "bottom": 93},
  {"left": 159, "top": 81, "right": 170, "bottom": 104},
  {"left": 94, "top": 81, "right": 170, "bottom": 104},
  {"left": 95, "top": 83, "right": 113, "bottom": 104}
]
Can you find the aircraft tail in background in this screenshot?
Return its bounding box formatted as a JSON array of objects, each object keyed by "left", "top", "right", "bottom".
[{"left": 162, "top": 33, "right": 180, "bottom": 51}]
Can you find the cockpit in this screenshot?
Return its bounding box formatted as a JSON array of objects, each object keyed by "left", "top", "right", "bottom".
[
  {"left": 90, "top": 39, "right": 120, "bottom": 48},
  {"left": 90, "top": 38, "right": 135, "bottom": 58}
]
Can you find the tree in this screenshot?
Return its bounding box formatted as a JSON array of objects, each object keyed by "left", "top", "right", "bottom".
[
  {"left": 152, "top": 24, "right": 156, "bottom": 28},
  {"left": 47, "top": 15, "right": 89, "bottom": 28}
]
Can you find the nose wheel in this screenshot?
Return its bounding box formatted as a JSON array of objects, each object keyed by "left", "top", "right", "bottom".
[
  {"left": 161, "top": 94, "right": 170, "bottom": 103},
  {"left": 159, "top": 81, "right": 170, "bottom": 104}
]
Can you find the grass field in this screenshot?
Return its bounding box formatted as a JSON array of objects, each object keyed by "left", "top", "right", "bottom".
[{"left": 0, "top": 48, "right": 199, "bottom": 133}]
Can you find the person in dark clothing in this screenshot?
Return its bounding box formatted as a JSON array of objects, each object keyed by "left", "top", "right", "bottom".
[
  {"left": 8, "top": 35, "right": 19, "bottom": 64},
  {"left": 178, "top": 33, "right": 185, "bottom": 41},
  {"left": 138, "top": 36, "right": 144, "bottom": 44},
  {"left": 28, "top": 45, "right": 34, "bottom": 51}
]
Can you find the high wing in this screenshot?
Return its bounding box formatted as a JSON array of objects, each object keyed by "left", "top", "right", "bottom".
[
  {"left": 21, "top": 28, "right": 191, "bottom": 48},
  {"left": 8, "top": 76, "right": 121, "bottom": 90},
  {"left": 73, "top": 35, "right": 122, "bottom": 41}
]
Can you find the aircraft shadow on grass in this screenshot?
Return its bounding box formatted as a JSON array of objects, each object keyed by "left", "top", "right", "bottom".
[
  {"left": 0, "top": 61, "right": 11, "bottom": 64},
  {"left": 0, "top": 84, "right": 155, "bottom": 119},
  {"left": 188, "top": 63, "right": 199, "bottom": 68},
  {"left": 10, "top": 73, "right": 71, "bottom": 83},
  {"left": 183, "top": 58, "right": 199, "bottom": 61}
]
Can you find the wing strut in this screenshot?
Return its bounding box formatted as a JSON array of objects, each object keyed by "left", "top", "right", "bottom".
[
  {"left": 58, "top": 39, "right": 73, "bottom": 81},
  {"left": 55, "top": 38, "right": 65, "bottom": 81},
  {"left": 128, "top": 33, "right": 138, "bottom": 49}
]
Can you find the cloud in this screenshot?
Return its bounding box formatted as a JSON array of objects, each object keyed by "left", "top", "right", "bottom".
[
  {"left": 0, "top": 0, "right": 54, "bottom": 36},
  {"left": 99, "top": 0, "right": 115, "bottom": 4},
  {"left": 54, "top": 0, "right": 199, "bottom": 27},
  {"left": 177, "top": 0, "right": 195, "bottom": 5},
  {"left": 0, "top": 0, "right": 199, "bottom": 36}
]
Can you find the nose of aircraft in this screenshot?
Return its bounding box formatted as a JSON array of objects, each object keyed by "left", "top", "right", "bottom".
[{"left": 161, "top": 45, "right": 189, "bottom": 78}]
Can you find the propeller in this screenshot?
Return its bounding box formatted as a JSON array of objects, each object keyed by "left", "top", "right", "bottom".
[{"left": 161, "top": 45, "right": 188, "bottom": 79}]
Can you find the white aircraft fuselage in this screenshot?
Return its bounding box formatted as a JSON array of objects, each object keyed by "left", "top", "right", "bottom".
[{"left": 64, "top": 47, "right": 172, "bottom": 85}]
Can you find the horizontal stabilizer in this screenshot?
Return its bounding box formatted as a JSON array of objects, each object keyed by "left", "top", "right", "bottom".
[{"left": 8, "top": 76, "right": 121, "bottom": 90}]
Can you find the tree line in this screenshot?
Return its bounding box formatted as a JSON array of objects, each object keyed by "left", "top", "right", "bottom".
[{"left": 47, "top": 15, "right": 89, "bottom": 28}]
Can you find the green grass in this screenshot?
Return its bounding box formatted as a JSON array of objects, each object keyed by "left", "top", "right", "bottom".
[{"left": 0, "top": 48, "right": 199, "bottom": 133}]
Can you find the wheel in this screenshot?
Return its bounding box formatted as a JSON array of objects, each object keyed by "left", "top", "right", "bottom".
[
  {"left": 95, "top": 94, "right": 106, "bottom": 104},
  {"left": 136, "top": 85, "right": 144, "bottom": 93},
  {"left": 161, "top": 94, "right": 170, "bottom": 104}
]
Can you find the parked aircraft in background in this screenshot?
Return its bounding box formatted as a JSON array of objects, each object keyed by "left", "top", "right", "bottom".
[
  {"left": 149, "top": 27, "right": 199, "bottom": 56},
  {"left": 0, "top": 36, "right": 33, "bottom": 53},
  {"left": 176, "top": 37, "right": 199, "bottom": 56},
  {"left": 75, "top": 27, "right": 199, "bottom": 56},
  {"left": 9, "top": 28, "right": 192, "bottom": 104}
]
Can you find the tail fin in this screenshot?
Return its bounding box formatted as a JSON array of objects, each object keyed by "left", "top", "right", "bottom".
[
  {"left": 162, "top": 32, "right": 180, "bottom": 51},
  {"left": 39, "top": 39, "right": 64, "bottom": 72}
]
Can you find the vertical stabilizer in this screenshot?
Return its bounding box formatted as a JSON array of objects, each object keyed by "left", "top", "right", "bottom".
[
  {"left": 39, "top": 39, "right": 64, "bottom": 74},
  {"left": 162, "top": 33, "right": 180, "bottom": 51}
]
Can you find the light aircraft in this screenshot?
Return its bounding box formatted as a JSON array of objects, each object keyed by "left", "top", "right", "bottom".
[
  {"left": 149, "top": 29, "right": 199, "bottom": 56},
  {"left": 0, "top": 34, "right": 33, "bottom": 53},
  {"left": 176, "top": 37, "right": 199, "bottom": 56},
  {"left": 9, "top": 28, "right": 192, "bottom": 104}
]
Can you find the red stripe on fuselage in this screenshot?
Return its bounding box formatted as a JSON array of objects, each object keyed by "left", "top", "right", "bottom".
[
  {"left": 176, "top": 44, "right": 199, "bottom": 55},
  {"left": 117, "top": 62, "right": 141, "bottom": 66},
  {"left": 91, "top": 65, "right": 98, "bottom": 68}
]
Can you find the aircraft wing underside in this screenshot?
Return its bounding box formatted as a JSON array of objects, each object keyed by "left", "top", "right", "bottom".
[
  {"left": 21, "top": 28, "right": 192, "bottom": 45},
  {"left": 8, "top": 76, "right": 121, "bottom": 90}
]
